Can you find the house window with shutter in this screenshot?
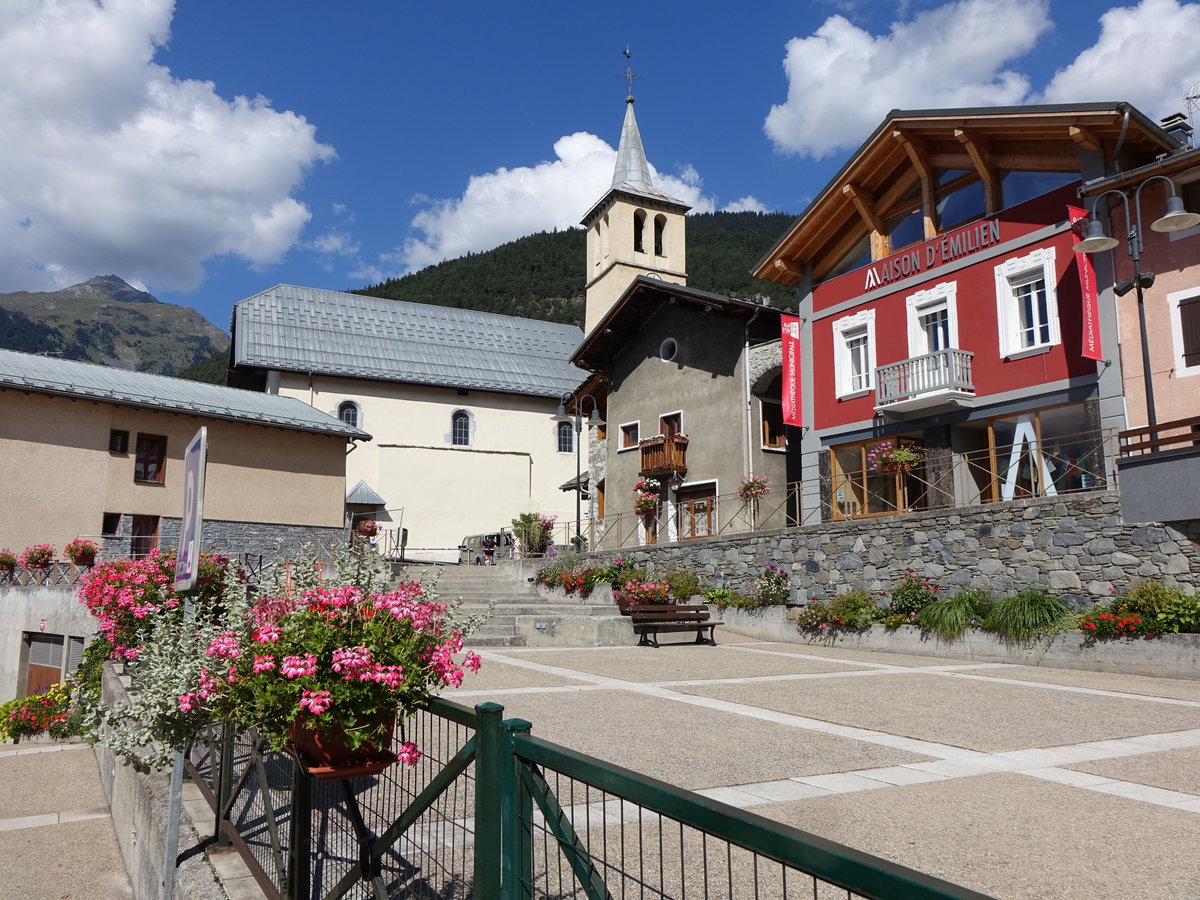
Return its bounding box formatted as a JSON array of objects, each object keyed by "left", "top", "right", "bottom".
[
  {"left": 134, "top": 434, "right": 167, "bottom": 483},
  {"left": 1169, "top": 286, "right": 1200, "bottom": 376}
]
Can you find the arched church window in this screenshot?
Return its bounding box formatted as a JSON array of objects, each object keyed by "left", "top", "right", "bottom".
[
  {"left": 633, "top": 209, "right": 646, "bottom": 253},
  {"left": 654, "top": 215, "right": 667, "bottom": 256},
  {"left": 452, "top": 410, "right": 471, "bottom": 446},
  {"left": 337, "top": 401, "right": 360, "bottom": 429}
]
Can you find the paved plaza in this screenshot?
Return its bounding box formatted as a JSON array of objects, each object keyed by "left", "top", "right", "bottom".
[{"left": 453, "top": 633, "right": 1200, "bottom": 900}]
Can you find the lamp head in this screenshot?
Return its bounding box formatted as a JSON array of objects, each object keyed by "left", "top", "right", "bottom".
[
  {"left": 1072, "top": 218, "right": 1120, "bottom": 253},
  {"left": 551, "top": 401, "right": 570, "bottom": 422},
  {"left": 587, "top": 408, "right": 606, "bottom": 428},
  {"left": 1150, "top": 194, "right": 1200, "bottom": 232}
]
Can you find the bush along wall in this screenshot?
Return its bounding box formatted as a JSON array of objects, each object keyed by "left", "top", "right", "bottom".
[{"left": 587, "top": 493, "right": 1198, "bottom": 607}]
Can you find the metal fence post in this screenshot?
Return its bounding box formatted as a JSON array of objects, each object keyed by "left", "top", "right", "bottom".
[
  {"left": 474, "top": 702, "right": 505, "bottom": 900},
  {"left": 214, "top": 727, "right": 234, "bottom": 848},
  {"left": 286, "top": 759, "right": 312, "bottom": 900},
  {"left": 502, "top": 719, "right": 534, "bottom": 900}
]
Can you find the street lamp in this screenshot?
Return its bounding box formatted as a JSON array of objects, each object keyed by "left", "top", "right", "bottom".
[
  {"left": 552, "top": 393, "right": 605, "bottom": 548},
  {"left": 1073, "top": 175, "right": 1200, "bottom": 432}
]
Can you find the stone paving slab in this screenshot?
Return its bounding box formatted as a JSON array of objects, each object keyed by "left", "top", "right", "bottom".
[
  {"left": 757, "top": 772, "right": 1200, "bottom": 900},
  {"left": 672, "top": 672, "right": 1200, "bottom": 753},
  {"left": 738, "top": 641, "right": 979, "bottom": 667},
  {"left": 951, "top": 664, "right": 1200, "bottom": 701},
  {"left": 453, "top": 658, "right": 582, "bottom": 691},
  {"left": 476, "top": 688, "right": 934, "bottom": 789},
  {"left": 1064, "top": 745, "right": 1200, "bottom": 796},
  {"left": 492, "top": 644, "right": 864, "bottom": 683},
  {"left": 0, "top": 745, "right": 109, "bottom": 820},
  {"left": 0, "top": 817, "right": 134, "bottom": 900}
]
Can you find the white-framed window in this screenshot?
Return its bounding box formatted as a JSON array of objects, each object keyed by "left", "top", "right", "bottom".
[
  {"left": 556, "top": 421, "right": 575, "bottom": 453},
  {"left": 832, "top": 309, "right": 876, "bottom": 399},
  {"left": 1168, "top": 285, "right": 1200, "bottom": 377},
  {"left": 618, "top": 421, "right": 640, "bottom": 451},
  {"left": 337, "top": 400, "right": 361, "bottom": 429},
  {"left": 451, "top": 409, "right": 472, "bottom": 447},
  {"left": 906, "top": 282, "right": 959, "bottom": 358},
  {"left": 995, "top": 247, "right": 1060, "bottom": 359}
]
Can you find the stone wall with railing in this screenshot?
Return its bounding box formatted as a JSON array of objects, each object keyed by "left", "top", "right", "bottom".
[{"left": 583, "top": 492, "right": 1200, "bottom": 606}]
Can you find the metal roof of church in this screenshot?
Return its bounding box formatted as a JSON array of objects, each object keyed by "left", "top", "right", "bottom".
[
  {"left": 233, "top": 284, "right": 586, "bottom": 398},
  {"left": 0, "top": 348, "right": 369, "bottom": 439}
]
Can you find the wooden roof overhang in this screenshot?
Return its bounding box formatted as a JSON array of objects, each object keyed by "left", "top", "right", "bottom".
[
  {"left": 571, "top": 276, "right": 784, "bottom": 372},
  {"left": 755, "top": 103, "right": 1179, "bottom": 289}
]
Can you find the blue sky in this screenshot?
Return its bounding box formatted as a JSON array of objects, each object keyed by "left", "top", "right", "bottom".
[{"left": 3, "top": 0, "right": 1199, "bottom": 332}]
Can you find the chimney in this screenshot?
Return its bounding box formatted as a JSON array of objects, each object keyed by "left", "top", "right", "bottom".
[{"left": 1160, "top": 112, "right": 1194, "bottom": 149}]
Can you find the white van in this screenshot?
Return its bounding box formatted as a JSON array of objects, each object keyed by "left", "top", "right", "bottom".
[{"left": 458, "top": 531, "right": 514, "bottom": 566}]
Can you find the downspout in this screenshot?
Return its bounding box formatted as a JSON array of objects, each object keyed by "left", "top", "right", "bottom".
[{"left": 743, "top": 307, "right": 763, "bottom": 479}]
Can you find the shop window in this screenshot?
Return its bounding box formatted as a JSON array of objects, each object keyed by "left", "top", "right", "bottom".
[
  {"left": 829, "top": 437, "right": 927, "bottom": 520},
  {"left": 995, "top": 247, "right": 1060, "bottom": 358},
  {"left": 134, "top": 434, "right": 167, "bottom": 483},
  {"left": 451, "top": 410, "right": 471, "bottom": 447},
  {"left": 619, "top": 422, "right": 639, "bottom": 451},
  {"left": 556, "top": 421, "right": 574, "bottom": 454},
  {"left": 832, "top": 309, "right": 876, "bottom": 398},
  {"left": 1168, "top": 286, "right": 1200, "bottom": 376},
  {"left": 990, "top": 405, "right": 1102, "bottom": 501},
  {"left": 109, "top": 430, "right": 129, "bottom": 453}
]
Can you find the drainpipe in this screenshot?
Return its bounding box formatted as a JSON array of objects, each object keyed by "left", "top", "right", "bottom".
[{"left": 743, "top": 307, "right": 762, "bottom": 479}]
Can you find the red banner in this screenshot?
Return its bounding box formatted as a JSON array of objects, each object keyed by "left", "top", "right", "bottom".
[
  {"left": 780, "top": 315, "right": 802, "bottom": 426},
  {"left": 1068, "top": 205, "right": 1104, "bottom": 362}
]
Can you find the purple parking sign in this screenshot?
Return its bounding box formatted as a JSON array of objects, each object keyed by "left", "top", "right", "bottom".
[{"left": 174, "top": 427, "right": 208, "bottom": 592}]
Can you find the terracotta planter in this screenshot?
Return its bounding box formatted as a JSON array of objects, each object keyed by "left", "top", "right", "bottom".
[
  {"left": 287, "top": 711, "right": 398, "bottom": 781},
  {"left": 70, "top": 552, "right": 96, "bottom": 568}
]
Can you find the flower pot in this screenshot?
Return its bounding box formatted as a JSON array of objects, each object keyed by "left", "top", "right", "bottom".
[
  {"left": 71, "top": 552, "right": 96, "bottom": 568},
  {"left": 286, "top": 711, "right": 398, "bottom": 781}
]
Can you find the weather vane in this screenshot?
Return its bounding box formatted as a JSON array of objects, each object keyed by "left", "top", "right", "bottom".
[{"left": 619, "top": 46, "right": 640, "bottom": 102}]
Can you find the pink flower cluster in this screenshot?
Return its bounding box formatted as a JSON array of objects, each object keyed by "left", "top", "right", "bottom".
[
  {"left": 77, "top": 552, "right": 176, "bottom": 660},
  {"left": 280, "top": 654, "right": 318, "bottom": 679},
  {"left": 298, "top": 690, "right": 332, "bottom": 715}
]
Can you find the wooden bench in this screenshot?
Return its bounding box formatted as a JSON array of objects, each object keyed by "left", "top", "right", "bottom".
[{"left": 628, "top": 604, "right": 723, "bottom": 648}]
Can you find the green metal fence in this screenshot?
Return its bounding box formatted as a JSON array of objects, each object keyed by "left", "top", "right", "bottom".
[{"left": 187, "top": 698, "right": 995, "bottom": 900}]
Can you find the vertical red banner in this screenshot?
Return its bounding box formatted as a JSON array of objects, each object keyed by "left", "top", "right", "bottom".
[
  {"left": 1068, "top": 205, "right": 1104, "bottom": 362},
  {"left": 780, "top": 315, "right": 802, "bottom": 426}
]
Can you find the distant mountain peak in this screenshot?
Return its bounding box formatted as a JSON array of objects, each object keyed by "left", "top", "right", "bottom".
[{"left": 66, "top": 275, "right": 159, "bottom": 304}]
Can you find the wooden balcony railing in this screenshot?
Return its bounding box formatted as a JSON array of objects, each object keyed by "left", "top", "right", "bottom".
[{"left": 639, "top": 435, "right": 689, "bottom": 478}]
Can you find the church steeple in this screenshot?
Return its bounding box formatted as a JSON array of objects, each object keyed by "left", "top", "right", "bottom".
[{"left": 580, "top": 51, "right": 690, "bottom": 335}]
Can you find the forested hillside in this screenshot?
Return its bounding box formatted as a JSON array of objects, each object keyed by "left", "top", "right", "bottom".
[{"left": 356, "top": 211, "right": 797, "bottom": 326}]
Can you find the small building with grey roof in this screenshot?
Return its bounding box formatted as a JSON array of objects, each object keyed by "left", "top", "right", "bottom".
[
  {"left": 0, "top": 347, "right": 363, "bottom": 560},
  {"left": 230, "top": 284, "right": 587, "bottom": 562}
]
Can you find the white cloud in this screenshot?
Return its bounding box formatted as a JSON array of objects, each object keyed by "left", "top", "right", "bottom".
[
  {"left": 392, "top": 132, "right": 716, "bottom": 274},
  {"left": 722, "top": 196, "right": 769, "bottom": 213},
  {"left": 1039, "top": 0, "right": 1200, "bottom": 117},
  {"left": 0, "top": 0, "right": 333, "bottom": 293},
  {"left": 764, "top": 0, "right": 1050, "bottom": 158}
]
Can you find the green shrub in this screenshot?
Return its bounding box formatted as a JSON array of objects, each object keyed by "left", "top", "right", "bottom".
[
  {"left": 703, "top": 587, "right": 751, "bottom": 609},
  {"left": 1119, "top": 580, "right": 1187, "bottom": 618},
  {"left": 985, "top": 589, "right": 1071, "bottom": 642},
  {"left": 887, "top": 570, "right": 937, "bottom": 615},
  {"left": 823, "top": 590, "right": 879, "bottom": 629},
  {"left": 664, "top": 569, "right": 703, "bottom": 600},
  {"left": 754, "top": 564, "right": 792, "bottom": 606},
  {"left": 1152, "top": 595, "right": 1200, "bottom": 634}
]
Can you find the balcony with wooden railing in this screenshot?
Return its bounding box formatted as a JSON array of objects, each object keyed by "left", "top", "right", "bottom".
[
  {"left": 875, "top": 348, "right": 975, "bottom": 416},
  {"left": 639, "top": 434, "right": 689, "bottom": 478}
]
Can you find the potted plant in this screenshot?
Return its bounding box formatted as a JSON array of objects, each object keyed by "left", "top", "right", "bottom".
[
  {"left": 867, "top": 441, "right": 923, "bottom": 474},
  {"left": 633, "top": 479, "right": 661, "bottom": 515},
  {"left": 355, "top": 520, "right": 379, "bottom": 538},
  {"left": 65, "top": 538, "right": 99, "bottom": 567},
  {"left": 18, "top": 544, "right": 54, "bottom": 569},
  {"left": 0, "top": 550, "right": 15, "bottom": 573},
  {"left": 189, "top": 579, "right": 482, "bottom": 779}
]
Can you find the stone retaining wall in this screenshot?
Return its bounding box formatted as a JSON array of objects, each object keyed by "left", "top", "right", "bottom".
[{"left": 586, "top": 493, "right": 1200, "bottom": 605}]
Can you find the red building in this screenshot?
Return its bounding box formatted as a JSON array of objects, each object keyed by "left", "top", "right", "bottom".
[{"left": 755, "top": 103, "right": 1192, "bottom": 522}]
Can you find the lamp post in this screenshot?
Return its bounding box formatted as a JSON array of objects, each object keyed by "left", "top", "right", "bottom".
[
  {"left": 552, "top": 393, "right": 605, "bottom": 549},
  {"left": 1073, "top": 175, "right": 1200, "bottom": 434}
]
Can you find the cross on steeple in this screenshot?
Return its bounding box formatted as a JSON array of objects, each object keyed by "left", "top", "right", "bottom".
[{"left": 619, "top": 47, "right": 640, "bottom": 103}]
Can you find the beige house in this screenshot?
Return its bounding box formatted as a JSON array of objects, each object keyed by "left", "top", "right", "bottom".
[
  {"left": 230, "top": 286, "right": 586, "bottom": 562},
  {"left": 0, "top": 348, "right": 365, "bottom": 558}
]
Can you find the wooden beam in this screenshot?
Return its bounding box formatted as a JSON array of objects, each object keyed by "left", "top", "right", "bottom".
[
  {"left": 955, "top": 129, "right": 1000, "bottom": 214},
  {"left": 842, "top": 183, "right": 883, "bottom": 234},
  {"left": 1069, "top": 125, "right": 1101, "bottom": 152},
  {"left": 893, "top": 130, "right": 936, "bottom": 239},
  {"left": 772, "top": 258, "right": 800, "bottom": 279}
]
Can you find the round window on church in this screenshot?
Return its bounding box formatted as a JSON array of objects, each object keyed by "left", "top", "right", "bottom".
[{"left": 659, "top": 338, "right": 678, "bottom": 362}]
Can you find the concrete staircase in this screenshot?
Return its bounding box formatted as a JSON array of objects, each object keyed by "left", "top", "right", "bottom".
[{"left": 408, "top": 563, "right": 626, "bottom": 648}]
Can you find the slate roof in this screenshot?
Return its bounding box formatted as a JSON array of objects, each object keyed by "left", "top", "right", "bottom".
[
  {"left": 233, "top": 285, "right": 586, "bottom": 399},
  {"left": 346, "top": 480, "right": 386, "bottom": 505},
  {"left": 0, "top": 348, "right": 368, "bottom": 440}
]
